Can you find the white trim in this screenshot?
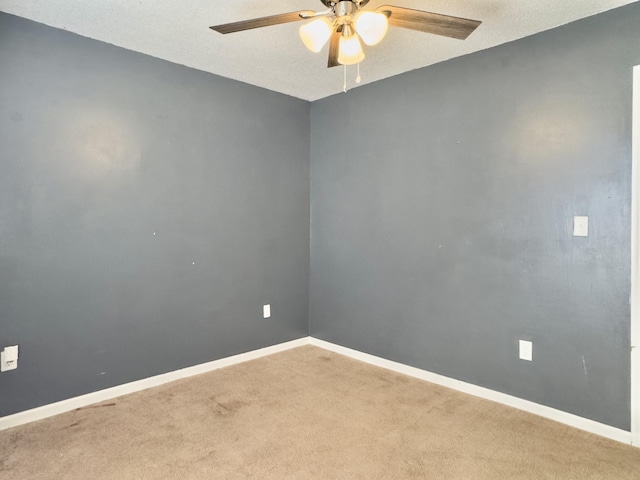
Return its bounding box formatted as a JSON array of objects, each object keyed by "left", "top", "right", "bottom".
[
  {"left": 632, "top": 65, "right": 640, "bottom": 447},
  {"left": 309, "top": 338, "right": 634, "bottom": 446},
  {"left": 0, "top": 337, "right": 310, "bottom": 431},
  {"left": 2, "top": 335, "right": 635, "bottom": 446}
]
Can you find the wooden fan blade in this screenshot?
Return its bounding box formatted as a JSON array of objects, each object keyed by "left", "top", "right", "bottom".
[
  {"left": 210, "top": 10, "right": 315, "bottom": 34},
  {"left": 377, "top": 6, "right": 481, "bottom": 40},
  {"left": 327, "top": 27, "right": 342, "bottom": 68}
]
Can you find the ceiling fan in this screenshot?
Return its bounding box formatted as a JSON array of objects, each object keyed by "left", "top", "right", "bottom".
[{"left": 210, "top": 1, "right": 482, "bottom": 68}]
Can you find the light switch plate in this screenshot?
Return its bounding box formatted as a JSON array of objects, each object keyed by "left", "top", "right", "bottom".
[
  {"left": 263, "top": 304, "right": 271, "bottom": 319},
  {"left": 519, "top": 340, "right": 533, "bottom": 361},
  {"left": 573, "top": 216, "right": 589, "bottom": 237}
]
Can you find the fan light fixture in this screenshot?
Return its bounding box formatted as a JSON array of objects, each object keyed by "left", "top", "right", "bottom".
[
  {"left": 299, "top": 17, "right": 333, "bottom": 53},
  {"left": 354, "top": 11, "right": 389, "bottom": 46},
  {"left": 298, "top": 1, "right": 387, "bottom": 66},
  {"left": 337, "top": 25, "right": 365, "bottom": 65}
]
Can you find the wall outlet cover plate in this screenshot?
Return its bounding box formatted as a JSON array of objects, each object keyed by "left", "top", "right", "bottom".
[
  {"left": 1, "top": 345, "right": 19, "bottom": 372},
  {"left": 519, "top": 340, "right": 533, "bottom": 361},
  {"left": 573, "top": 216, "right": 589, "bottom": 237}
]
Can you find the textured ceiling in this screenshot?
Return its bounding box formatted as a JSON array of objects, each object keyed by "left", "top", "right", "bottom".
[{"left": 1, "top": 0, "right": 638, "bottom": 100}]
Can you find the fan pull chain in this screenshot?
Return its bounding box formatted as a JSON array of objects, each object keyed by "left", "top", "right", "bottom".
[
  {"left": 343, "top": 64, "right": 347, "bottom": 93},
  {"left": 342, "top": 64, "right": 362, "bottom": 92}
]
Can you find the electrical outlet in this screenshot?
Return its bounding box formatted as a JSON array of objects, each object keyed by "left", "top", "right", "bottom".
[
  {"left": 263, "top": 304, "right": 271, "bottom": 318},
  {"left": 519, "top": 340, "right": 533, "bottom": 361},
  {"left": 1, "top": 345, "right": 19, "bottom": 372},
  {"left": 573, "top": 216, "right": 589, "bottom": 237}
]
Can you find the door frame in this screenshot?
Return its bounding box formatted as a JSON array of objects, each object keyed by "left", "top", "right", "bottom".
[{"left": 631, "top": 65, "right": 640, "bottom": 446}]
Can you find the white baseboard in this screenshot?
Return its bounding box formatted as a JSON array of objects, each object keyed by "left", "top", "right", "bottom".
[
  {"left": 309, "top": 338, "right": 635, "bottom": 447},
  {"left": 2, "top": 335, "right": 634, "bottom": 448},
  {"left": 0, "top": 337, "right": 310, "bottom": 431}
]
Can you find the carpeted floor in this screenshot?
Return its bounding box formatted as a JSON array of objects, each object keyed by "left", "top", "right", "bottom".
[{"left": 1, "top": 345, "right": 640, "bottom": 479}]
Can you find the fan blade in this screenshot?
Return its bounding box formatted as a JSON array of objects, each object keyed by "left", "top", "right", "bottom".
[
  {"left": 327, "top": 27, "right": 342, "bottom": 68},
  {"left": 377, "top": 6, "right": 481, "bottom": 40},
  {"left": 211, "top": 10, "right": 315, "bottom": 34}
]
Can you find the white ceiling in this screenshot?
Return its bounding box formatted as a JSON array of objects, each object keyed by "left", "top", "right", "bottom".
[{"left": 1, "top": 0, "right": 638, "bottom": 101}]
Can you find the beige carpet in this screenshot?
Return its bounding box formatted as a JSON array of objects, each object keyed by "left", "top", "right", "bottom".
[{"left": 1, "top": 345, "right": 640, "bottom": 479}]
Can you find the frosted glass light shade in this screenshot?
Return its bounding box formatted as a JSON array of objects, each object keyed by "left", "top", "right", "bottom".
[
  {"left": 338, "top": 34, "right": 365, "bottom": 65},
  {"left": 299, "top": 18, "right": 332, "bottom": 53},
  {"left": 354, "top": 11, "right": 388, "bottom": 46}
]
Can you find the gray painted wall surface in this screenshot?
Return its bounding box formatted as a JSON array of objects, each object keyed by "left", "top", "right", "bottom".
[
  {"left": 0, "top": 13, "right": 310, "bottom": 417},
  {"left": 310, "top": 3, "right": 640, "bottom": 430}
]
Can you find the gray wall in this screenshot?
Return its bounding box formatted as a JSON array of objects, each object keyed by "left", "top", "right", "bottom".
[
  {"left": 310, "top": 3, "right": 640, "bottom": 430},
  {"left": 0, "top": 13, "right": 310, "bottom": 417}
]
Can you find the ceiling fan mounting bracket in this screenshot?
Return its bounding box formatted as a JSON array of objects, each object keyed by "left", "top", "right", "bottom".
[{"left": 320, "top": 0, "right": 370, "bottom": 9}]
